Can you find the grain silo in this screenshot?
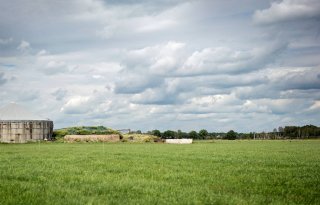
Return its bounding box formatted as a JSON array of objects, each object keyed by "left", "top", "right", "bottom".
[{"left": 0, "top": 103, "right": 53, "bottom": 143}]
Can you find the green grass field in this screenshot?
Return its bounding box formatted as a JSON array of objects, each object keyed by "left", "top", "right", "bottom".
[{"left": 0, "top": 140, "right": 319, "bottom": 204}]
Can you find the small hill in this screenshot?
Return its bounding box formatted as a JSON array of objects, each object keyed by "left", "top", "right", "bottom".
[
  {"left": 122, "top": 133, "right": 159, "bottom": 143},
  {"left": 53, "top": 126, "right": 120, "bottom": 139}
]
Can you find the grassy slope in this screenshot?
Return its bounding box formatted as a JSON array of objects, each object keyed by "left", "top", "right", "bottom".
[
  {"left": 53, "top": 126, "right": 120, "bottom": 139},
  {"left": 0, "top": 140, "right": 319, "bottom": 205}
]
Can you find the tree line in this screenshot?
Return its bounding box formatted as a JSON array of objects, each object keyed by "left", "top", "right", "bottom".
[{"left": 137, "top": 124, "right": 320, "bottom": 140}]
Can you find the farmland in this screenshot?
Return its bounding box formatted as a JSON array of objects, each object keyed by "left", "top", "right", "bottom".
[{"left": 0, "top": 140, "right": 319, "bottom": 204}]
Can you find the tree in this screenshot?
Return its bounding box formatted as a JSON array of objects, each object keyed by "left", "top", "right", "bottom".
[
  {"left": 176, "top": 130, "right": 183, "bottom": 139},
  {"left": 226, "top": 130, "right": 237, "bottom": 140},
  {"left": 188, "top": 130, "right": 198, "bottom": 139},
  {"left": 151, "top": 130, "right": 161, "bottom": 137},
  {"left": 162, "top": 130, "right": 175, "bottom": 139},
  {"left": 198, "top": 129, "right": 208, "bottom": 139},
  {"left": 278, "top": 127, "right": 284, "bottom": 137},
  {"left": 284, "top": 126, "right": 298, "bottom": 139}
]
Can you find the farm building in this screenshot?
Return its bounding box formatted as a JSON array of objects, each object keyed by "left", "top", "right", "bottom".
[{"left": 0, "top": 103, "right": 53, "bottom": 143}]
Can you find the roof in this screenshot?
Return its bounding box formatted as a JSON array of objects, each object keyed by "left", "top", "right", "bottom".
[{"left": 0, "top": 103, "right": 50, "bottom": 121}]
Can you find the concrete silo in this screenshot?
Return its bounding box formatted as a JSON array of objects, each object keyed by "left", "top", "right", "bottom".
[{"left": 0, "top": 103, "right": 53, "bottom": 143}]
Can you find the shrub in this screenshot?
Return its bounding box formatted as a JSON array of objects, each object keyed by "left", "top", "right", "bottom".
[{"left": 226, "top": 130, "right": 237, "bottom": 140}]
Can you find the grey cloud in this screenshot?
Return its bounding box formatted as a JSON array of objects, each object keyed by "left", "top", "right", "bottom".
[
  {"left": 42, "top": 60, "right": 69, "bottom": 75},
  {"left": 123, "top": 41, "right": 186, "bottom": 75},
  {"left": 234, "top": 85, "right": 280, "bottom": 100},
  {"left": 206, "top": 74, "right": 269, "bottom": 88},
  {"left": 115, "top": 41, "right": 279, "bottom": 101},
  {"left": 178, "top": 42, "right": 287, "bottom": 76},
  {"left": 114, "top": 41, "right": 186, "bottom": 94},
  {"left": 279, "top": 89, "right": 320, "bottom": 100},
  {"left": 15, "top": 89, "right": 40, "bottom": 102},
  {"left": 234, "top": 67, "right": 320, "bottom": 100},
  {"left": 275, "top": 67, "right": 320, "bottom": 90},
  {"left": 253, "top": 98, "right": 312, "bottom": 115},
  {"left": 253, "top": 0, "right": 320, "bottom": 25},
  {"left": 103, "top": 0, "right": 188, "bottom": 13},
  {"left": 0, "top": 72, "right": 8, "bottom": 85},
  {"left": 131, "top": 87, "right": 178, "bottom": 105},
  {"left": 52, "top": 88, "right": 68, "bottom": 101},
  {"left": 176, "top": 94, "right": 244, "bottom": 115},
  {"left": 114, "top": 74, "right": 163, "bottom": 94},
  {"left": 0, "top": 37, "right": 13, "bottom": 45}
]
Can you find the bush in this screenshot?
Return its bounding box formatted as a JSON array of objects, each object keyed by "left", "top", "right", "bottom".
[
  {"left": 189, "top": 131, "right": 198, "bottom": 139},
  {"left": 199, "top": 129, "right": 208, "bottom": 139},
  {"left": 162, "top": 130, "right": 175, "bottom": 139},
  {"left": 226, "top": 130, "right": 237, "bottom": 140}
]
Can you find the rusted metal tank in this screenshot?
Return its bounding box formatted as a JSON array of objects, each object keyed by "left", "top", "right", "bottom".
[{"left": 0, "top": 103, "right": 53, "bottom": 143}]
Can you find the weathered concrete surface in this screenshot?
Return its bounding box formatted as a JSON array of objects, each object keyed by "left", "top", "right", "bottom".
[
  {"left": 0, "top": 121, "right": 53, "bottom": 143},
  {"left": 0, "top": 103, "right": 54, "bottom": 143},
  {"left": 64, "top": 135, "right": 120, "bottom": 142},
  {"left": 165, "top": 139, "right": 193, "bottom": 144}
]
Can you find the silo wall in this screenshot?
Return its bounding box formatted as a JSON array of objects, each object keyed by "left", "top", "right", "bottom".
[{"left": 0, "top": 121, "right": 53, "bottom": 143}]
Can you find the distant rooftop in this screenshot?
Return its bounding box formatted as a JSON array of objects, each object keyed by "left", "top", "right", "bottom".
[{"left": 0, "top": 103, "right": 49, "bottom": 121}]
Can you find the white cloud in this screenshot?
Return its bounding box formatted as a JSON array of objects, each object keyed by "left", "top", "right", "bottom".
[
  {"left": 253, "top": 98, "right": 306, "bottom": 114},
  {"left": 17, "top": 40, "right": 31, "bottom": 52},
  {"left": 37, "top": 49, "right": 48, "bottom": 56},
  {"left": 179, "top": 43, "right": 287, "bottom": 75},
  {"left": 309, "top": 101, "right": 320, "bottom": 110},
  {"left": 241, "top": 100, "right": 270, "bottom": 113},
  {"left": 60, "top": 96, "right": 91, "bottom": 114},
  {"left": 114, "top": 41, "right": 186, "bottom": 94},
  {"left": 92, "top": 75, "right": 104, "bottom": 79},
  {"left": 253, "top": 0, "right": 320, "bottom": 24}
]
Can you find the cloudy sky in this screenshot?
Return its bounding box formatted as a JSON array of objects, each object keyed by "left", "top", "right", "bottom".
[{"left": 0, "top": 0, "right": 320, "bottom": 132}]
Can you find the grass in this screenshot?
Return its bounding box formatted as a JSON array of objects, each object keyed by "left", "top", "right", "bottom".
[{"left": 0, "top": 140, "right": 319, "bottom": 204}]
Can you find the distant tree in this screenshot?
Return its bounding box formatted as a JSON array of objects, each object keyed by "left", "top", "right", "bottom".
[
  {"left": 271, "top": 128, "right": 277, "bottom": 139},
  {"left": 188, "top": 130, "right": 198, "bottom": 139},
  {"left": 207, "top": 132, "right": 216, "bottom": 139},
  {"left": 277, "top": 127, "right": 284, "bottom": 138},
  {"left": 136, "top": 130, "right": 142, "bottom": 134},
  {"left": 177, "top": 130, "right": 183, "bottom": 139},
  {"left": 284, "top": 126, "right": 299, "bottom": 139},
  {"left": 198, "top": 129, "right": 208, "bottom": 139},
  {"left": 226, "top": 130, "right": 237, "bottom": 140},
  {"left": 301, "top": 125, "right": 319, "bottom": 138},
  {"left": 162, "top": 130, "right": 175, "bottom": 139},
  {"left": 151, "top": 130, "right": 161, "bottom": 137},
  {"left": 177, "top": 130, "right": 189, "bottom": 139}
]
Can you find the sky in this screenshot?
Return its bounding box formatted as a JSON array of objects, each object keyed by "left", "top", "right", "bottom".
[{"left": 0, "top": 0, "right": 320, "bottom": 132}]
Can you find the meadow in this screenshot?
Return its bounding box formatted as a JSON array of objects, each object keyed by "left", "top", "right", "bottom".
[{"left": 0, "top": 140, "right": 319, "bottom": 204}]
